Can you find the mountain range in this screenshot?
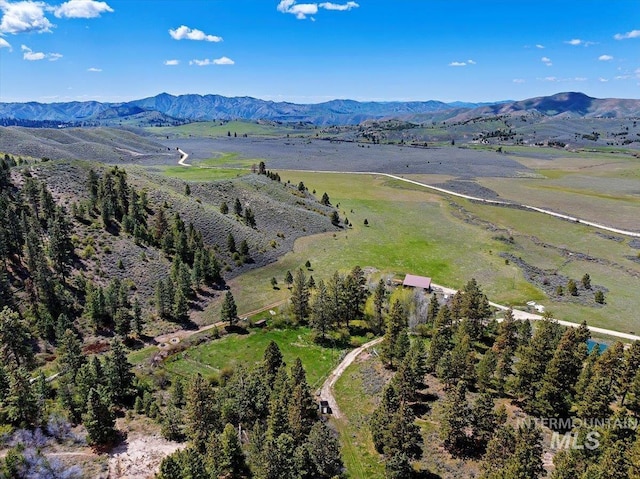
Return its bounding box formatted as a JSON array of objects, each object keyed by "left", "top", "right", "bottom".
[{"left": 1, "top": 91, "right": 639, "bottom": 126}]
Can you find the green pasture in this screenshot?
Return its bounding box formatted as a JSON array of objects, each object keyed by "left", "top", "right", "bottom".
[
  {"left": 162, "top": 166, "right": 248, "bottom": 181},
  {"left": 161, "top": 327, "right": 346, "bottom": 389},
  {"left": 221, "top": 171, "right": 540, "bottom": 320},
  {"left": 333, "top": 356, "right": 386, "bottom": 479},
  {"left": 148, "top": 120, "right": 304, "bottom": 138}
]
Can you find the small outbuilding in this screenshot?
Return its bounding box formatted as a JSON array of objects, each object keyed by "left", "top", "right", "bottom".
[{"left": 402, "top": 274, "right": 432, "bottom": 291}]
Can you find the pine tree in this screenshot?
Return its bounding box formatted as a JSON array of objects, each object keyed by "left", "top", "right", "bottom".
[
  {"left": 219, "top": 423, "right": 248, "bottom": 476},
  {"left": 221, "top": 291, "right": 238, "bottom": 327},
  {"left": 481, "top": 423, "right": 516, "bottom": 477},
  {"left": 0, "top": 306, "right": 33, "bottom": 368},
  {"left": 305, "top": 421, "right": 344, "bottom": 478},
  {"left": 233, "top": 198, "right": 243, "bottom": 216},
  {"left": 173, "top": 287, "right": 190, "bottom": 323},
  {"left": 83, "top": 388, "right": 117, "bottom": 446},
  {"left": 380, "top": 300, "right": 408, "bottom": 368},
  {"left": 57, "top": 328, "right": 85, "bottom": 379},
  {"left": 284, "top": 270, "right": 293, "bottom": 288},
  {"left": 440, "top": 381, "right": 470, "bottom": 454},
  {"left": 263, "top": 341, "right": 284, "bottom": 387},
  {"left": 370, "top": 383, "right": 400, "bottom": 453},
  {"left": 384, "top": 402, "right": 423, "bottom": 459},
  {"left": 104, "top": 337, "right": 134, "bottom": 405},
  {"left": 227, "top": 233, "right": 236, "bottom": 253},
  {"left": 48, "top": 206, "right": 74, "bottom": 280},
  {"left": 310, "top": 280, "right": 332, "bottom": 341},
  {"left": 185, "top": 374, "right": 220, "bottom": 447},
  {"left": 320, "top": 192, "right": 330, "bottom": 206},
  {"left": 220, "top": 201, "right": 229, "bottom": 214},
  {"left": 6, "top": 367, "right": 39, "bottom": 427},
  {"left": 290, "top": 269, "right": 309, "bottom": 323},
  {"left": 426, "top": 305, "right": 453, "bottom": 372}
]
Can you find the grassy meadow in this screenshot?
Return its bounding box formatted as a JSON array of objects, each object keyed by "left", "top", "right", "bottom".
[
  {"left": 161, "top": 326, "right": 347, "bottom": 390},
  {"left": 149, "top": 120, "right": 307, "bottom": 138}
]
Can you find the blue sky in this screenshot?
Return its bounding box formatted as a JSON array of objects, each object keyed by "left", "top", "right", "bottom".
[{"left": 0, "top": 0, "right": 639, "bottom": 103}]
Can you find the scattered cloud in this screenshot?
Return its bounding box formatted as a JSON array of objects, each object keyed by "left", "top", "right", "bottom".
[
  {"left": 598, "top": 54, "right": 613, "bottom": 61},
  {"left": 189, "top": 56, "right": 234, "bottom": 66},
  {"left": 541, "top": 56, "right": 552, "bottom": 66},
  {"left": 87, "top": 66, "right": 101, "bottom": 71},
  {"left": 0, "top": 36, "right": 11, "bottom": 50},
  {"left": 467, "top": 59, "right": 476, "bottom": 65},
  {"left": 277, "top": 0, "right": 358, "bottom": 19},
  {"left": 565, "top": 38, "right": 596, "bottom": 47},
  {"left": 318, "top": 1, "right": 358, "bottom": 11},
  {"left": 53, "top": 0, "right": 113, "bottom": 19},
  {"left": 512, "top": 78, "right": 526, "bottom": 83},
  {"left": 21, "top": 44, "right": 61, "bottom": 60},
  {"left": 164, "top": 59, "right": 179, "bottom": 66},
  {"left": 169, "top": 25, "right": 222, "bottom": 42},
  {"left": 599, "top": 77, "right": 609, "bottom": 82},
  {"left": 535, "top": 44, "right": 545, "bottom": 49},
  {"left": 448, "top": 61, "right": 466, "bottom": 67},
  {"left": 213, "top": 56, "right": 234, "bottom": 65},
  {"left": 614, "top": 29, "right": 640, "bottom": 40},
  {"left": 538, "top": 76, "right": 589, "bottom": 83},
  {"left": 0, "top": 0, "right": 54, "bottom": 34},
  {"left": 615, "top": 75, "right": 631, "bottom": 80}
]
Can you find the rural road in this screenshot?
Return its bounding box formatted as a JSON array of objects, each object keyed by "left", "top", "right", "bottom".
[
  {"left": 153, "top": 299, "right": 288, "bottom": 346},
  {"left": 175, "top": 148, "right": 640, "bottom": 238},
  {"left": 319, "top": 337, "right": 384, "bottom": 419},
  {"left": 177, "top": 148, "right": 190, "bottom": 166},
  {"left": 431, "top": 282, "right": 640, "bottom": 341}
]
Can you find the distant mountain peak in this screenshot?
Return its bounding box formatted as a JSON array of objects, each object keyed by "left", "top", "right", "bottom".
[{"left": 1, "top": 91, "right": 639, "bottom": 126}]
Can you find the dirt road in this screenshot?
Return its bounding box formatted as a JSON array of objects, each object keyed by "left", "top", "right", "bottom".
[{"left": 319, "top": 337, "right": 384, "bottom": 419}]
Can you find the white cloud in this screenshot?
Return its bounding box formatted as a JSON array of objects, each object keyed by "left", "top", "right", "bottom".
[
  {"left": 448, "top": 61, "right": 466, "bottom": 67},
  {"left": 598, "top": 54, "right": 613, "bottom": 61},
  {"left": 467, "top": 59, "right": 476, "bottom": 65},
  {"left": 615, "top": 75, "right": 631, "bottom": 80},
  {"left": 574, "top": 77, "right": 587, "bottom": 81},
  {"left": 164, "top": 59, "right": 179, "bottom": 66},
  {"left": 512, "top": 78, "right": 526, "bottom": 83},
  {"left": 541, "top": 56, "right": 552, "bottom": 66},
  {"left": 535, "top": 44, "right": 545, "bottom": 49},
  {"left": 565, "top": 38, "right": 596, "bottom": 47},
  {"left": 213, "top": 56, "right": 234, "bottom": 65},
  {"left": 189, "top": 56, "right": 234, "bottom": 66},
  {"left": 0, "top": 36, "right": 11, "bottom": 50},
  {"left": 21, "top": 43, "right": 61, "bottom": 60},
  {"left": 614, "top": 29, "right": 640, "bottom": 40},
  {"left": 543, "top": 76, "right": 557, "bottom": 82},
  {"left": 169, "top": 25, "right": 222, "bottom": 42},
  {"left": 87, "top": 66, "right": 101, "bottom": 71},
  {"left": 0, "top": 0, "right": 54, "bottom": 34},
  {"left": 278, "top": 0, "right": 358, "bottom": 19},
  {"left": 599, "top": 77, "right": 609, "bottom": 82},
  {"left": 53, "top": 0, "right": 113, "bottom": 18},
  {"left": 318, "top": 1, "right": 358, "bottom": 11}
]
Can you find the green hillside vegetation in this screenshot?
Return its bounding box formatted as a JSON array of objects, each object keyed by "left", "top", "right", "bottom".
[{"left": 149, "top": 120, "right": 308, "bottom": 138}]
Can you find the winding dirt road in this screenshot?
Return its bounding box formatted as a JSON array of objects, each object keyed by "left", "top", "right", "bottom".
[{"left": 319, "top": 337, "right": 384, "bottom": 419}]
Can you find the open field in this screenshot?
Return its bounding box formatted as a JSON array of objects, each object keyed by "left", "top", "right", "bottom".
[
  {"left": 158, "top": 136, "right": 532, "bottom": 177},
  {"left": 148, "top": 120, "right": 308, "bottom": 138},
  {"left": 333, "top": 353, "right": 388, "bottom": 479},
  {"left": 220, "top": 171, "right": 543, "bottom": 319},
  {"left": 216, "top": 169, "right": 640, "bottom": 334},
  {"left": 161, "top": 327, "right": 346, "bottom": 389}
]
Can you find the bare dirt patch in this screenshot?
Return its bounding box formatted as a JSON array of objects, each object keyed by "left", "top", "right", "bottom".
[{"left": 108, "top": 433, "right": 185, "bottom": 479}]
